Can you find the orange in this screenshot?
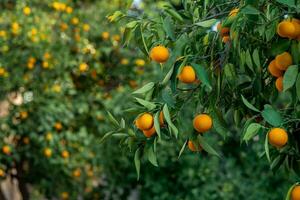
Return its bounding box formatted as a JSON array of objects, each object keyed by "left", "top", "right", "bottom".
[
  {"left": 193, "top": 114, "right": 213, "bottom": 133},
  {"left": 2, "top": 145, "right": 11, "bottom": 155},
  {"left": 275, "top": 77, "right": 283, "bottom": 92},
  {"left": 291, "top": 185, "right": 300, "bottom": 200},
  {"left": 143, "top": 126, "right": 156, "bottom": 138},
  {"left": 188, "top": 140, "right": 202, "bottom": 152},
  {"left": 44, "top": 148, "right": 52, "bottom": 158},
  {"left": 46, "top": 132, "right": 53, "bottom": 141},
  {"left": 61, "top": 192, "right": 69, "bottom": 200},
  {"left": 73, "top": 168, "right": 81, "bottom": 177},
  {"left": 291, "top": 19, "right": 300, "bottom": 38},
  {"left": 159, "top": 111, "right": 164, "bottom": 126},
  {"left": 222, "top": 36, "right": 230, "bottom": 43},
  {"left": 277, "top": 21, "right": 295, "bottom": 38},
  {"left": 217, "top": 23, "right": 230, "bottom": 37},
  {"left": 268, "top": 60, "right": 283, "bottom": 77},
  {"left": 61, "top": 150, "right": 70, "bottom": 158},
  {"left": 102, "top": 32, "right": 110, "bottom": 40},
  {"left": 23, "top": 7, "right": 31, "bottom": 16},
  {"left": 275, "top": 52, "right": 292, "bottom": 70},
  {"left": 0, "top": 169, "right": 5, "bottom": 177},
  {"left": 54, "top": 122, "right": 63, "bottom": 131},
  {"left": 136, "top": 113, "right": 154, "bottom": 130},
  {"left": 268, "top": 128, "right": 288, "bottom": 148},
  {"left": 178, "top": 66, "right": 196, "bottom": 83},
  {"left": 23, "top": 137, "right": 30, "bottom": 144},
  {"left": 20, "top": 111, "right": 28, "bottom": 119},
  {"left": 149, "top": 46, "right": 170, "bottom": 63}
]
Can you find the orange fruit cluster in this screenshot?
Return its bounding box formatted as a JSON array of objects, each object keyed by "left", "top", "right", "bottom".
[
  {"left": 268, "top": 51, "right": 293, "bottom": 92},
  {"left": 135, "top": 112, "right": 164, "bottom": 138},
  {"left": 217, "top": 23, "right": 230, "bottom": 43},
  {"left": 277, "top": 18, "right": 300, "bottom": 40}
]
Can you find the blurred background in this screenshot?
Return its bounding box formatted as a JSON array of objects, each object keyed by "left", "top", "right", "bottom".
[{"left": 0, "top": 0, "right": 297, "bottom": 199}]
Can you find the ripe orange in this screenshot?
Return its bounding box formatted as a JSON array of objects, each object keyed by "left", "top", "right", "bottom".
[
  {"left": 178, "top": 66, "right": 196, "bottom": 83},
  {"left": 61, "top": 150, "right": 70, "bottom": 158},
  {"left": 23, "top": 137, "right": 30, "bottom": 145},
  {"left": 149, "top": 46, "right": 170, "bottom": 63},
  {"left": 159, "top": 111, "right": 164, "bottom": 126},
  {"left": 136, "top": 113, "right": 154, "bottom": 130},
  {"left": 188, "top": 140, "right": 202, "bottom": 152},
  {"left": 54, "top": 122, "right": 63, "bottom": 131},
  {"left": 193, "top": 114, "right": 213, "bottom": 133},
  {"left": 143, "top": 126, "right": 156, "bottom": 138},
  {"left": 102, "top": 32, "right": 110, "bottom": 40},
  {"left": 61, "top": 192, "right": 69, "bottom": 200},
  {"left": 23, "top": 7, "right": 31, "bottom": 16},
  {"left": 44, "top": 148, "right": 52, "bottom": 158},
  {"left": 2, "top": 145, "right": 11, "bottom": 155},
  {"left": 268, "top": 128, "right": 288, "bottom": 148},
  {"left": 217, "top": 23, "right": 230, "bottom": 37},
  {"left": 268, "top": 60, "right": 283, "bottom": 77},
  {"left": 291, "top": 185, "right": 300, "bottom": 200},
  {"left": 291, "top": 19, "right": 300, "bottom": 38},
  {"left": 277, "top": 21, "right": 296, "bottom": 38},
  {"left": 275, "top": 77, "right": 283, "bottom": 92},
  {"left": 222, "top": 36, "right": 230, "bottom": 43},
  {"left": 73, "top": 168, "right": 81, "bottom": 177},
  {"left": 46, "top": 132, "right": 53, "bottom": 141},
  {"left": 275, "top": 52, "right": 292, "bottom": 70},
  {"left": 0, "top": 169, "right": 5, "bottom": 177}
]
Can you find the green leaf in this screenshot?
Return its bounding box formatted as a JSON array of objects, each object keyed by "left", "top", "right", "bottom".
[
  {"left": 252, "top": 49, "right": 260, "bottom": 68},
  {"left": 211, "top": 109, "right": 229, "bottom": 138},
  {"left": 276, "top": 0, "right": 296, "bottom": 7},
  {"left": 241, "top": 95, "right": 260, "bottom": 112},
  {"left": 240, "top": 5, "right": 261, "bottom": 15},
  {"left": 265, "top": 132, "right": 271, "bottom": 163},
  {"left": 107, "top": 111, "right": 119, "bottom": 127},
  {"left": 99, "top": 131, "right": 114, "bottom": 143},
  {"left": 162, "top": 66, "right": 174, "bottom": 86},
  {"left": 154, "top": 112, "right": 161, "bottom": 138},
  {"left": 178, "top": 140, "right": 187, "bottom": 159},
  {"left": 135, "top": 98, "right": 156, "bottom": 110},
  {"left": 162, "top": 16, "right": 175, "bottom": 41},
  {"left": 192, "top": 63, "right": 212, "bottom": 91},
  {"left": 163, "top": 104, "right": 178, "bottom": 138},
  {"left": 132, "top": 82, "right": 155, "bottom": 94},
  {"left": 195, "top": 19, "right": 217, "bottom": 27},
  {"left": 243, "top": 123, "right": 262, "bottom": 141},
  {"left": 134, "top": 148, "right": 141, "bottom": 180},
  {"left": 197, "top": 135, "right": 220, "bottom": 157},
  {"left": 283, "top": 65, "right": 298, "bottom": 91},
  {"left": 164, "top": 8, "right": 184, "bottom": 22},
  {"left": 245, "top": 50, "right": 254, "bottom": 71},
  {"left": 108, "top": 11, "right": 125, "bottom": 22},
  {"left": 147, "top": 146, "right": 158, "bottom": 167},
  {"left": 261, "top": 105, "right": 283, "bottom": 126},
  {"left": 296, "top": 74, "right": 300, "bottom": 101}
]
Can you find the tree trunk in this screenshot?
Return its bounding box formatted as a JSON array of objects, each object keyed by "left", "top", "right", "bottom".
[
  {"left": 0, "top": 187, "right": 7, "bottom": 200},
  {"left": 16, "top": 163, "right": 29, "bottom": 200}
]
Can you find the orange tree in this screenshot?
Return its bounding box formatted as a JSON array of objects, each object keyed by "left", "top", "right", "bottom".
[
  {"left": 107, "top": 0, "right": 300, "bottom": 198},
  {"left": 0, "top": 0, "right": 147, "bottom": 199}
]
